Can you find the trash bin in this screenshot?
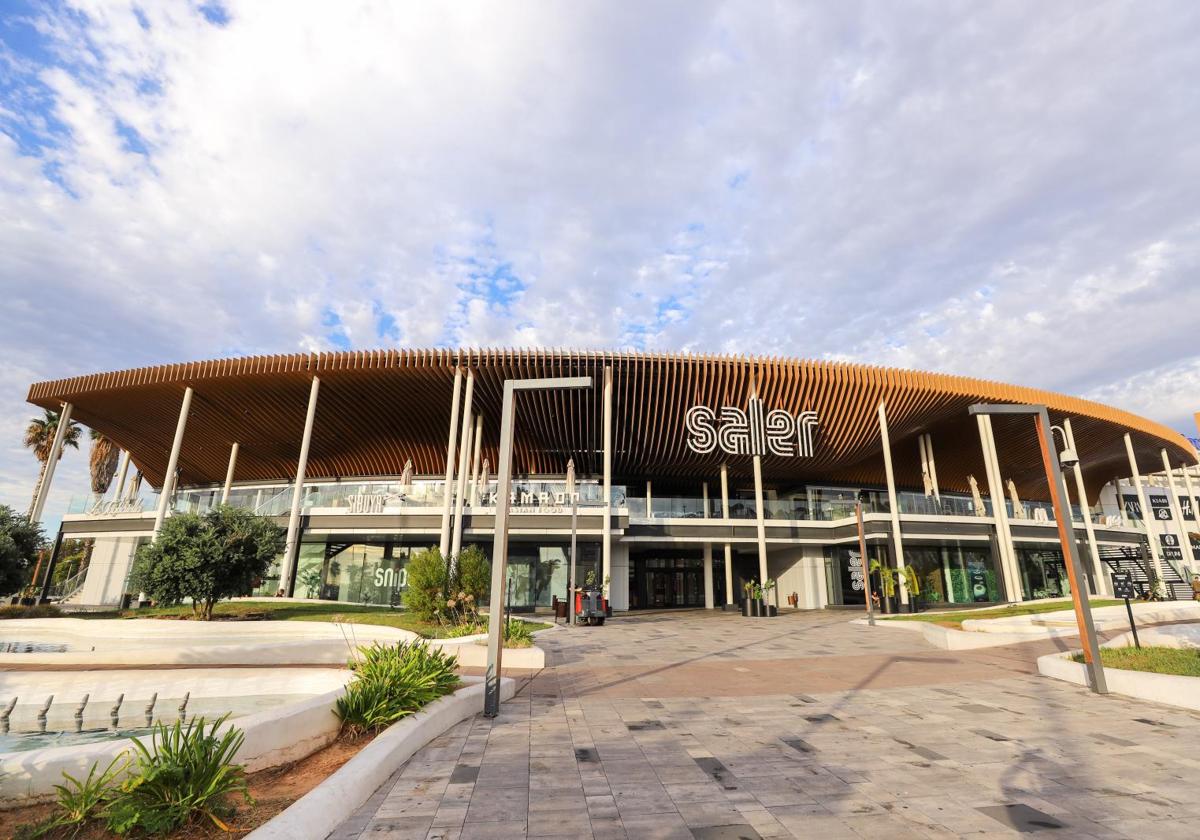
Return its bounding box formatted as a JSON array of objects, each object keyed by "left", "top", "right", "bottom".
[{"left": 554, "top": 599, "right": 568, "bottom": 621}]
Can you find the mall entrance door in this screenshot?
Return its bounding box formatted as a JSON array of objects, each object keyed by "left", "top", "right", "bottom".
[{"left": 629, "top": 549, "right": 707, "bottom": 609}]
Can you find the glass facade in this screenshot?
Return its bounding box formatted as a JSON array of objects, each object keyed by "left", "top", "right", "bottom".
[
  {"left": 904, "top": 543, "right": 1000, "bottom": 605},
  {"left": 824, "top": 544, "right": 887, "bottom": 606},
  {"left": 1016, "top": 548, "right": 1071, "bottom": 600},
  {"left": 629, "top": 555, "right": 707, "bottom": 609}
]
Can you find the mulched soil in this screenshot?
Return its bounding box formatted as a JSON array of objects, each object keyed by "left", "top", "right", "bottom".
[{"left": 0, "top": 732, "right": 373, "bottom": 839}]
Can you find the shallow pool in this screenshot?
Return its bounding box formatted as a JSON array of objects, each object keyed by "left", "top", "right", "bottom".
[{"left": 0, "top": 694, "right": 308, "bottom": 754}]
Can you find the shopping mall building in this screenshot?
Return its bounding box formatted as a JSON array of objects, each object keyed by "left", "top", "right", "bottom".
[{"left": 24, "top": 349, "right": 1200, "bottom": 611}]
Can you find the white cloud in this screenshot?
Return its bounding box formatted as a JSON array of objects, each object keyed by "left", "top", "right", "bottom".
[{"left": 2, "top": 0, "right": 1200, "bottom": 531}]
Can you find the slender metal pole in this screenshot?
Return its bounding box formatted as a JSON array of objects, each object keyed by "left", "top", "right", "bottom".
[
  {"left": 1064, "top": 419, "right": 1105, "bottom": 596},
  {"left": 484, "top": 375, "right": 592, "bottom": 716},
  {"left": 439, "top": 368, "right": 463, "bottom": 556},
  {"left": 567, "top": 460, "right": 577, "bottom": 628},
  {"left": 484, "top": 383, "right": 517, "bottom": 717},
  {"left": 858, "top": 501, "right": 874, "bottom": 626},
  {"left": 30, "top": 402, "right": 74, "bottom": 526},
  {"left": 282, "top": 377, "right": 320, "bottom": 596},
  {"left": 1034, "top": 409, "right": 1107, "bottom": 694},
  {"left": 220, "top": 442, "right": 239, "bottom": 505},
  {"left": 721, "top": 463, "right": 733, "bottom": 606},
  {"left": 602, "top": 366, "right": 612, "bottom": 601},
  {"left": 153, "top": 389, "right": 192, "bottom": 535}
]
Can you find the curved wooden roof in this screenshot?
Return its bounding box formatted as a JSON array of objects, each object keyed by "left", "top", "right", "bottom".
[{"left": 25, "top": 349, "right": 1197, "bottom": 500}]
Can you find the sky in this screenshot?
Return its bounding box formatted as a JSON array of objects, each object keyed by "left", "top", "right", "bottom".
[{"left": 2, "top": 0, "right": 1200, "bottom": 534}]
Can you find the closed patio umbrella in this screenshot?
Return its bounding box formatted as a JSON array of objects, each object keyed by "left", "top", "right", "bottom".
[
  {"left": 400, "top": 458, "right": 413, "bottom": 488},
  {"left": 478, "top": 459, "right": 490, "bottom": 505},
  {"left": 1007, "top": 478, "right": 1027, "bottom": 519},
  {"left": 968, "top": 474, "right": 985, "bottom": 517}
]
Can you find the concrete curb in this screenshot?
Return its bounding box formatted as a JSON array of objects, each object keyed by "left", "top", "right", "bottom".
[
  {"left": 1037, "top": 650, "right": 1200, "bottom": 712},
  {"left": 246, "top": 676, "right": 516, "bottom": 840}
]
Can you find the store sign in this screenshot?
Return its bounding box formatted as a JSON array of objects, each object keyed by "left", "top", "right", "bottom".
[
  {"left": 88, "top": 498, "right": 145, "bottom": 516},
  {"left": 478, "top": 490, "right": 579, "bottom": 513},
  {"left": 1121, "top": 494, "right": 1142, "bottom": 519},
  {"left": 1159, "top": 533, "right": 1185, "bottom": 561},
  {"left": 372, "top": 566, "right": 408, "bottom": 589},
  {"left": 847, "top": 549, "right": 864, "bottom": 592},
  {"left": 347, "top": 494, "right": 387, "bottom": 514},
  {"left": 1148, "top": 494, "right": 1173, "bottom": 520},
  {"left": 684, "top": 397, "right": 819, "bottom": 457},
  {"left": 1180, "top": 495, "right": 1195, "bottom": 521}
]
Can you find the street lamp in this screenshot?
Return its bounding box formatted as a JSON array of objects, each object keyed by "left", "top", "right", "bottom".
[
  {"left": 566, "top": 458, "right": 578, "bottom": 629},
  {"left": 968, "top": 403, "right": 1108, "bottom": 695},
  {"left": 485, "top": 375, "right": 593, "bottom": 717}
]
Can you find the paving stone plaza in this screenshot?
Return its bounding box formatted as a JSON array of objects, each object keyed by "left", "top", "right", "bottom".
[{"left": 332, "top": 612, "right": 1200, "bottom": 839}]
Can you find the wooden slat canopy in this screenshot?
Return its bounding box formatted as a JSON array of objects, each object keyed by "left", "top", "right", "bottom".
[{"left": 26, "top": 349, "right": 1197, "bottom": 500}]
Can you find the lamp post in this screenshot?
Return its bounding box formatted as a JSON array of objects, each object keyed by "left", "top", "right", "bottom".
[
  {"left": 968, "top": 404, "right": 1108, "bottom": 695},
  {"left": 485, "top": 375, "right": 592, "bottom": 717}
]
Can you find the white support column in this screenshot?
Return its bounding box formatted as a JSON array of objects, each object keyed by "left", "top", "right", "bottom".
[
  {"left": 470, "top": 413, "right": 483, "bottom": 505},
  {"left": 113, "top": 449, "right": 130, "bottom": 500},
  {"left": 1162, "top": 449, "right": 1191, "bottom": 575},
  {"left": 1181, "top": 464, "right": 1199, "bottom": 572},
  {"left": 877, "top": 401, "right": 908, "bottom": 604},
  {"left": 980, "top": 415, "right": 1021, "bottom": 602},
  {"left": 220, "top": 442, "right": 239, "bottom": 504},
  {"left": 450, "top": 370, "right": 475, "bottom": 560},
  {"left": 29, "top": 401, "right": 74, "bottom": 525},
  {"left": 152, "top": 389, "right": 192, "bottom": 535},
  {"left": 646, "top": 481, "right": 652, "bottom": 514},
  {"left": 721, "top": 463, "right": 733, "bottom": 606},
  {"left": 439, "top": 368, "right": 463, "bottom": 556},
  {"left": 1064, "top": 419, "right": 1105, "bottom": 596},
  {"left": 925, "top": 433, "right": 940, "bottom": 499},
  {"left": 1124, "top": 433, "right": 1164, "bottom": 581},
  {"left": 602, "top": 366, "right": 612, "bottom": 595},
  {"left": 281, "top": 377, "right": 320, "bottom": 596}
]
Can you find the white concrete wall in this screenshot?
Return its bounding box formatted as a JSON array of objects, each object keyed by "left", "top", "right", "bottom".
[
  {"left": 78, "top": 536, "right": 139, "bottom": 606},
  {"left": 768, "top": 546, "right": 827, "bottom": 610},
  {"left": 609, "top": 541, "right": 630, "bottom": 611}
]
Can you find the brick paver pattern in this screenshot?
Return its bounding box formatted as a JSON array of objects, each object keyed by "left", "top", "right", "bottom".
[{"left": 331, "top": 610, "right": 1200, "bottom": 839}]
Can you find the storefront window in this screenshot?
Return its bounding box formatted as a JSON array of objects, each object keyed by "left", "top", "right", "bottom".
[
  {"left": 1018, "top": 549, "right": 1070, "bottom": 600},
  {"left": 903, "top": 543, "right": 999, "bottom": 605},
  {"left": 824, "top": 544, "right": 886, "bottom": 606}
]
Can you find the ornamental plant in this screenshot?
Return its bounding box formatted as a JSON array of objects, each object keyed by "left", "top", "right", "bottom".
[
  {"left": 129, "top": 506, "right": 284, "bottom": 620},
  {"left": 0, "top": 505, "right": 44, "bottom": 597},
  {"left": 335, "top": 641, "right": 460, "bottom": 737}
]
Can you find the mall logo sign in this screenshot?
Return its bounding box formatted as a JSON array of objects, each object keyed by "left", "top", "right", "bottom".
[{"left": 685, "top": 397, "right": 819, "bottom": 457}]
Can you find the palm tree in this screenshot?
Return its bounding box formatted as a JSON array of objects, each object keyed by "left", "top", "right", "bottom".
[
  {"left": 23, "top": 408, "right": 82, "bottom": 516},
  {"left": 89, "top": 430, "right": 120, "bottom": 494}
]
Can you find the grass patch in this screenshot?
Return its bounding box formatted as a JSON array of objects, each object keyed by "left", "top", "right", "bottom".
[
  {"left": 1072, "top": 646, "right": 1200, "bottom": 677},
  {"left": 0, "top": 604, "right": 63, "bottom": 620},
  {"left": 886, "top": 599, "right": 1125, "bottom": 630},
  {"left": 77, "top": 599, "right": 550, "bottom": 640}
]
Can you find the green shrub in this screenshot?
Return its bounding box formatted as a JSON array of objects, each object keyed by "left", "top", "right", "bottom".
[
  {"left": 335, "top": 641, "right": 460, "bottom": 737},
  {"left": 405, "top": 548, "right": 450, "bottom": 622},
  {"left": 0, "top": 603, "right": 63, "bottom": 620},
  {"left": 504, "top": 618, "right": 534, "bottom": 647},
  {"left": 17, "top": 754, "right": 128, "bottom": 839},
  {"left": 443, "top": 622, "right": 483, "bottom": 638},
  {"left": 104, "top": 715, "right": 250, "bottom": 835}
]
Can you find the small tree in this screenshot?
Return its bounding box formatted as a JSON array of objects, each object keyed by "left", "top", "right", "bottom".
[
  {"left": 405, "top": 547, "right": 449, "bottom": 622},
  {"left": 0, "top": 506, "right": 44, "bottom": 596},
  {"left": 130, "top": 506, "right": 284, "bottom": 620}
]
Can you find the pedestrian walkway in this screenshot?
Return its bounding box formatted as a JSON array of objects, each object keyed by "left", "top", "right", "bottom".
[{"left": 332, "top": 610, "right": 1200, "bottom": 839}]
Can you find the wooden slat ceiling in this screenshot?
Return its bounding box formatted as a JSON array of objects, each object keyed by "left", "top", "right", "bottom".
[{"left": 26, "top": 349, "right": 1197, "bottom": 501}]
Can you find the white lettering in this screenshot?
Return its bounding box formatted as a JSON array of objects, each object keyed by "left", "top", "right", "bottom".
[{"left": 687, "top": 397, "right": 819, "bottom": 458}]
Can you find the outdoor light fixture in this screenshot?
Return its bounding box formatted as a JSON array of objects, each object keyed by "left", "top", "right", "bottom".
[
  {"left": 485, "top": 375, "right": 593, "bottom": 717},
  {"left": 968, "top": 404, "right": 1108, "bottom": 694}
]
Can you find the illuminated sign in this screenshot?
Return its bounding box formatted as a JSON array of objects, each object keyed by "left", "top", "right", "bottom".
[{"left": 685, "top": 397, "right": 818, "bottom": 457}]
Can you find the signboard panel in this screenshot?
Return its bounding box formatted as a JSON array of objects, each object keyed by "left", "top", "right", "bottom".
[
  {"left": 1148, "top": 494, "right": 1172, "bottom": 520},
  {"left": 1179, "top": 495, "right": 1195, "bottom": 521},
  {"left": 1159, "top": 533, "right": 1185, "bottom": 562},
  {"left": 1111, "top": 571, "right": 1136, "bottom": 600},
  {"left": 1121, "top": 495, "right": 1142, "bottom": 519}
]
